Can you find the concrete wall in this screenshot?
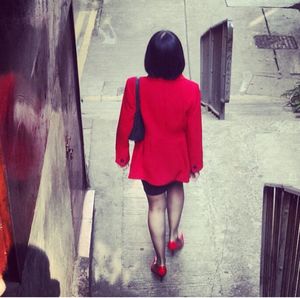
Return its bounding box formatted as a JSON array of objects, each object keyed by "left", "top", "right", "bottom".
[
  {"left": 0, "top": 0, "right": 87, "bottom": 296},
  {"left": 24, "top": 112, "right": 76, "bottom": 296}
]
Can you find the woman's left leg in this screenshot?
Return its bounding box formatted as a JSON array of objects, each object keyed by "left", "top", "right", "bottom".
[
  {"left": 146, "top": 193, "right": 167, "bottom": 266},
  {"left": 166, "top": 182, "right": 184, "bottom": 242}
]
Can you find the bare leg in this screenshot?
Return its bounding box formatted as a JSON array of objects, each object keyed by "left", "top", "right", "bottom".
[
  {"left": 0, "top": 276, "right": 5, "bottom": 296},
  {"left": 147, "top": 193, "right": 166, "bottom": 266},
  {"left": 166, "top": 183, "right": 184, "bottom": 241}
]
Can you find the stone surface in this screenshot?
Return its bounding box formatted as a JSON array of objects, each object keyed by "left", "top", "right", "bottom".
[
  {"left": 226, "top": 0, "right": 300, "bottom": 7},
  {"left": 82, "top": 95, "right": 300, "bottom": 296},
  {"left": 23, "top": 112, "right": 75, "bottom": 297},
  {"left": 72, "top": 257, "right": 90, "bottom": 297},
  {"left": 76, "top": 0, "right": 300, "bottom": 296}
]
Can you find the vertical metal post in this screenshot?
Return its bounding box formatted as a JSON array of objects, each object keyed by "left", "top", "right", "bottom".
[{"left": 200, "top": 19, "right": 233, "bottom": 120}]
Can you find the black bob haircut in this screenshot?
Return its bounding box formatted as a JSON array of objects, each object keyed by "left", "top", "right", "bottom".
[{"left": 144, "top": 30, "right": 185, "bottom": 80}]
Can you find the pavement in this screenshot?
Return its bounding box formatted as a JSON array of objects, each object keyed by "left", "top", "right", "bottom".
[{"left": 74, "top": 0, "right": 300, "bottom": 296}]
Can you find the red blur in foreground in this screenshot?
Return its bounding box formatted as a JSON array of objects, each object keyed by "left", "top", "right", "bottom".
[
  {"left": 0, "top": 148, "right": 12, "bottom": 276},
  {"left": 0, "top": 73, "right": 14, "bottom": 276}
]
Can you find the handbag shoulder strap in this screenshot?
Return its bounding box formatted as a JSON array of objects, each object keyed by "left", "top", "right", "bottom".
[{"left": 135, "top": 77, "right": 140, "bottom": 111}]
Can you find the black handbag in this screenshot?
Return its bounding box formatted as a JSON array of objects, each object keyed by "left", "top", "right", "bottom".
[{"left": 128, "top": 77, "right": 145, "bottom": 142}]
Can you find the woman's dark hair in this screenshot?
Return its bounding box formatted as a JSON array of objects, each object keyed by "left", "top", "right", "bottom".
[{"left": 144, "top": 30, "right": 185, "bottom": 80}]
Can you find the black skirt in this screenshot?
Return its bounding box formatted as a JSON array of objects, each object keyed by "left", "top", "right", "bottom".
[{"left": 141, "top": 180, "right": 183, "bottom": 196}]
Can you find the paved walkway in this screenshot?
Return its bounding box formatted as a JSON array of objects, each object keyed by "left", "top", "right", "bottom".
[{"left": 76, "top": 0, "right": 300, "bottom": 296}]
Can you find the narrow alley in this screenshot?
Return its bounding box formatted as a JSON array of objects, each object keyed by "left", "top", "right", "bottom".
[
  {"left": 74, "top": 0, "right": 300, "bottom": 296},
  {"left": 1, "top": 0, "right": 300, "bottom": 296}
]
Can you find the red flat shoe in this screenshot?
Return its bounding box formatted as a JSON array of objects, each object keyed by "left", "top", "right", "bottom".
[
  {"left": 167, "top": 233, "right": 184, "bottom": 254},
  {"left": 151, "top": 257, "right": 167, "bottom": 281}
]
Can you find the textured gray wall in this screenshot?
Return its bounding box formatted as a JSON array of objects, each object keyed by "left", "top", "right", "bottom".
[{"left": 0, "top": 0, "right": 87, "bottom": 295}]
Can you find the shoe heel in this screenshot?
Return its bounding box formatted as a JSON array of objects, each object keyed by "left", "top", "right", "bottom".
[
  {"left": 167, "top": 233, "right": 184, "bottom": 255},
  {"left": 151, "top": 257, "right": 167, "bottom": 281}
]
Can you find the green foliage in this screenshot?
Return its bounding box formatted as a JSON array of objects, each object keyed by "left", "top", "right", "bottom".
[{"left": 282, "top": 82, "right": 300, "bottom": 113}]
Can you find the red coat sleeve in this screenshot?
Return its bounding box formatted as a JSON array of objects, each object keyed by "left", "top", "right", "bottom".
[
  {"left": 186, "top": 84, "right": 203, "bottom": 173},
  {"left": 115, "top": 78, "right": 135, "bottom": 167}
]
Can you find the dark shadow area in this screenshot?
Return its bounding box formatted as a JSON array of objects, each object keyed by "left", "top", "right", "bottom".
[
  {"left": 3, "top": 244, "right": 60, "bottom": 297},
  {"left": 56, "top": 2, "right": 88, "bottom": 250},
  {"left": 289, "top": 3, "right": 300, "bottom": 10}
]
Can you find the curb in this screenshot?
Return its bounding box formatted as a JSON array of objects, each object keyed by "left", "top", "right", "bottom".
[{"left": 72, "top": 189, "right": 95, "bottom": 297}]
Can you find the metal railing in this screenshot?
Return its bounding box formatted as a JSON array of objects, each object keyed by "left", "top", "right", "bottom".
[
  {"left": 261, "top": 183, "right": 300, "bottom": 296},
  {"left": 200, "top": 19, "right": 233, "bottom": 120}
]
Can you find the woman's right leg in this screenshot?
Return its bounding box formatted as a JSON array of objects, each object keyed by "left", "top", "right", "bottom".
[
  {"left": 166, "top": 182, "right": 184, "bottom": 242},
  {"left": 146, "top": 193, "right": 167, "bottom": 266}
]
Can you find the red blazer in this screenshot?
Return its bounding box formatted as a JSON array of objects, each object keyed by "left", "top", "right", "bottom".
[{"left": 115, "top": 75, "right": 203, "bottom": 185}]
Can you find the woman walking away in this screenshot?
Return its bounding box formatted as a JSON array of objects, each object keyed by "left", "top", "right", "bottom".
[{"left": 115, "top": 30, "right": 203, "bottom": 280}]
